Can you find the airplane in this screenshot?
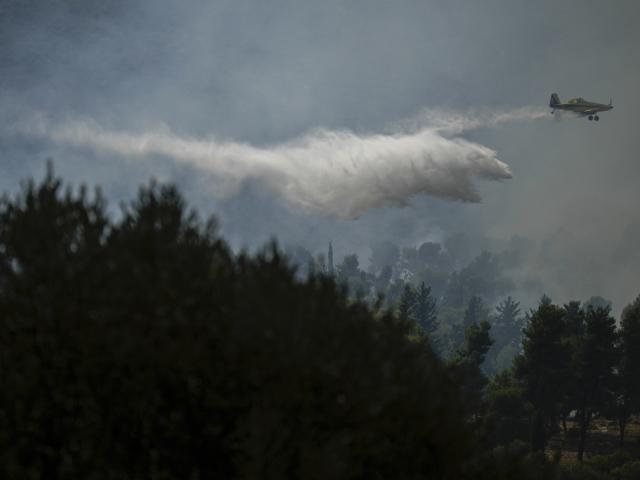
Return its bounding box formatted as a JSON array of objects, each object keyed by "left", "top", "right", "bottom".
[{"left": 549, "top": 93, "right": 613, "bottom": 121}]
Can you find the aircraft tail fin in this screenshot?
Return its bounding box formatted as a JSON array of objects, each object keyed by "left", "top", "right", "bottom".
[{"left": 549, "top": 93, "right": 561, "bottom": 107}]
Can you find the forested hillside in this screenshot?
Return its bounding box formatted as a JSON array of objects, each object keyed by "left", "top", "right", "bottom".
[{"left": 1, "top": 167, "right": 638, "bottom": 479}]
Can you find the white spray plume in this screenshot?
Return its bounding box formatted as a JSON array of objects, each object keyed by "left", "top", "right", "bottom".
[{"left": 16, "top": 108, "right": 547, "bottom": 218}]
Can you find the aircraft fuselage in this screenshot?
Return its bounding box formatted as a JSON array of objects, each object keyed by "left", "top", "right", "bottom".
[{"left": 549, "top": 93, "right": 613, "bottom": 121}]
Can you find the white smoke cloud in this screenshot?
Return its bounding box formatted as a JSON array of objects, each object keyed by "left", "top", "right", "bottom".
[{"left": 14, "top": 108, "right": 546, "bottom": 218}]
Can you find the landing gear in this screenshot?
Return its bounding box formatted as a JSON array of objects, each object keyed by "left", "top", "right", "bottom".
[
  {"left": 594, "top": 115, "right": 599, "bottom": 121},
  {"left": 588, "top": 115, "right": 594, "bottom": 121}
]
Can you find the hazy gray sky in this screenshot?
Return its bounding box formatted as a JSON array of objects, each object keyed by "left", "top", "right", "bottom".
[{"left": 2, "top": 0, "right": 640, "bottom": 312}]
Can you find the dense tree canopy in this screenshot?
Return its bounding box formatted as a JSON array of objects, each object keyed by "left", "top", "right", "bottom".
[{"left": 0, "top": 168, "right": 481, "bottom": 479}]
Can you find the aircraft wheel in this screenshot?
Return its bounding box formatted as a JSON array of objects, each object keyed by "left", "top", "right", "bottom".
[
  {"left": 594, "top": 115, "right": 599, "bottom": 121},
  {"left": 588, "top": 115, "right": 593, "bottom": 121}
]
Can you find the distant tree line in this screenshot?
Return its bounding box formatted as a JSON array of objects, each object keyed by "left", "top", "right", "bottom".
[{"left": 322, "top": 238, "right": 640, "bottom": 470}]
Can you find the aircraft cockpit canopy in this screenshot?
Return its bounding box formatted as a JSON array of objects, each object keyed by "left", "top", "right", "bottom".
[{"left": 568, "top": 97, "right": 585, "bottom": 104}]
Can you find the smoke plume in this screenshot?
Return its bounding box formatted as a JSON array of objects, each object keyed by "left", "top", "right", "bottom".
[{"left": 15, "top": 109, "right": 546, "bottom": 218}]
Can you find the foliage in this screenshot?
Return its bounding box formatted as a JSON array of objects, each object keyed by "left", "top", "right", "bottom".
[
  {"left": 572, "top": 306, "right": 618, "bottom": 460},
  {"left": 515, "top": 296, "right": 571, "bottom": 451},
  {"left": 0, "top": 168, "right": 487, "bottom": 479},
  {"left": 413, "top": 281, "right": 438, "bottom": 335},
  {"left": 486, "top": 297, "right": 523, "bottom": 374},
  {"left": 450, "top": 319, "right": 493, "bottom": 418},
  {"left": 484, "top": 370, "right": 530, "bottom": 446},
  {"left": 2, "top": 167, "right": 639, "bottom": 479}
]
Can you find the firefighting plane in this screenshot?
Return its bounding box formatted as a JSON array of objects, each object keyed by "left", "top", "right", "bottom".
[{"left": 549, "top": 93, "right": 613, "bottom": 121}]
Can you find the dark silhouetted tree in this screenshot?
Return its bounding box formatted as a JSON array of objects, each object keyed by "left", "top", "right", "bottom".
[
  {"left": 558, "top": 300, "right": 586, "bottom": 433},
  {"left": 398, "top": 283, "right": 416, "bottom": 320},
  {"left": 451, "top": 320, "right": 493, "bottom": 420},
  {"left": 515, "top": 296, "right": 570, "bottom": 452},
  {"left": 583, "top": 295, "right": 612, "bottom": 311},
  {"left": 413, "top": 281, "right": 438, "bottom": 335},
  {"left": 451, "top": 295, "right": 489, "bottom": 352},
  {"left": 572, "top": 306, "right": 618, "bottom": 461},
  {"left": 487, "top": 296, "right": 523, "bottom": 374},
  {"left": 484, "top": 369, "right": 529, "bottom": 447}
]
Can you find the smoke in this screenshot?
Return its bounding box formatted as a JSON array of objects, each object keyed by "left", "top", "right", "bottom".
[
  {"left": 14, "top": 108, "right": 546, "bottom": 219},
  {"left": 397, "top": 106, "right": 550, "bottom": 134}
]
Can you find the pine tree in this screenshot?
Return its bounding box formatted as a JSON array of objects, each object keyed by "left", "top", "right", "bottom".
[
  {"left": 451, "top": 320, "right": 493, "bottom": 419},
  {"left": 514, "top": 296, "right": 570, "bottom": 452},
  {"left": 487, "top": 296, "right": 523, "bottom": 374},
  {"left": 398, "top": 283, "right": 417, "bottom": 320},
  {"left": 494, "top": 296, "right": 522, "bottom": 335},
  {"left": 572, "top": 306, "right": 618, "bottom": 461},
  {"left": 464, "top": 296, "right": 488, "bottom": 327},
  {"left": 414, "top": 282, "right": 438, "bottom": 335}
]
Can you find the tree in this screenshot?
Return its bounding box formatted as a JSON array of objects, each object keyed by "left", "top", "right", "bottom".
[
  {"left": 415, "top": 266, "right": 449, "bottom": 301},
  {"left": 451, "top": 296, "right": 489, "bottom": 352},
  {"left": 336, "top": 253, "right": 372, "bottom": 299},
  {"left": 452, "top": 251, "right": 514, "bottom": 306},
  {"left": 464, "top": 295, "right": 489, "bottom": 328},
  {"left": 494, "top": 297, "right": 522, "bottom": 339},
  {"left": 487, "top": 297, "right": 523, "bottom": 374},
  {"left": 484, "top": 369, "right": 529, "bottom": 447},
  {"left": 413, "top": 281, "right": 438, "bottom": 335},
  {"left": 583, "top": 295, "right": 612, "bottom": 311},
  {"left": 397, "top": 283, "right": 416, "bottom": 320},
  {"left": 558, "top": 301, "right": 585, "bottom": 433},
  {"left": 451, "top": 320, "right": 493, "bottom": 419},
  {"left": 514, "top": 296, "right": 570, "bottom": 452},
  {"left": 572, "top": 306, "right": 618, "bottom": 461},
  {"left": 618, "top": 295, "right": 640, "bottom": 444}
]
